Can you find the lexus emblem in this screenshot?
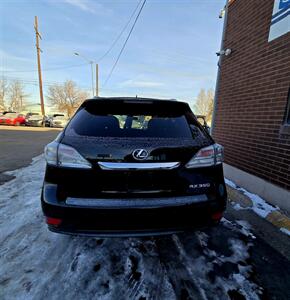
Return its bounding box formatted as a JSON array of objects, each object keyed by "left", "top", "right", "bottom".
[{"left": 132, "top": 149, "right": 149, "bottom": 160}]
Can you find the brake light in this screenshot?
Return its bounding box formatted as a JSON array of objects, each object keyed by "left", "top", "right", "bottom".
[
  {"left": 44, "top": 141, "right": 91, "bottom": 169},
  {"left": 185, "top": 143, "right": 224, "bottom": 168}
]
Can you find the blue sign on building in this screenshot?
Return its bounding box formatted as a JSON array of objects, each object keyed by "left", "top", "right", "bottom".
[
  {"left": 269, "top": 0, "right": 290, "bottom": 41},
  {"left": 279, "top": 0, "right": 290, "bottom": 10}
]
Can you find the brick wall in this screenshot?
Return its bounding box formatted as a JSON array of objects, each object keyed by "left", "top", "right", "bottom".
[{"left": 213, "top": 0, "right": 290, "bottom": 190}]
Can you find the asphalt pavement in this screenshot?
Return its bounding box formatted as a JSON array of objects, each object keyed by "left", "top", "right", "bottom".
[
  {"left": 0, "top": 125, "right": 60, "bottom": 184},
  {"left": 0, "top": 126, "right": 289, "bottom": 299}
]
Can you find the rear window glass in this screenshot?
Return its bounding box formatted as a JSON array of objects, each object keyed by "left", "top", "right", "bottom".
[
  {"left": 66, "top": 107, "right": 194, "bottom": 138},
  {"left": 29, "top": 115, "right": 42, "bottom": 120},
  {"left": 54, "top": 116, "right": 66, "bottom": 120},
  {"left": 4, "top": 113, "right": 17, "bottom": 118}
]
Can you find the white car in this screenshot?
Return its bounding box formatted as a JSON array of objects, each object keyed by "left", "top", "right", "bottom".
[{"left": 49, "top": 115, "right": 68, "bottom": 128}]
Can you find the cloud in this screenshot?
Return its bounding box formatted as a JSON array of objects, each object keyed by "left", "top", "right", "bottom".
[
  {"left": 62, "top": 0, "right": 111, "bottom": 15},
  {"left": 63, "top": 0, "right": 93, "bottom": 13},
  {"left": 119, "top": 80, "right": 164, "bottom": 88}
]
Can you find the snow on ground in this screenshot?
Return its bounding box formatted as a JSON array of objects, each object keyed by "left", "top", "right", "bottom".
[
  {"left": 226, "top": 179, "right": 290, "bottom": 237},
  {"left": 280, "top": 228, "right": 290, "bottom": 236},
  {"left": 0, "top": 157, "right": 263, "bottom": 300},
  {"left": 225, "top": 178, "right": 278, "bottom": 218}
]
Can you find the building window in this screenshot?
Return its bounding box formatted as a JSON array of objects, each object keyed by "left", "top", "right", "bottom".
[{"left": 284, "top": 88, "right": 290, "bottom": 125}]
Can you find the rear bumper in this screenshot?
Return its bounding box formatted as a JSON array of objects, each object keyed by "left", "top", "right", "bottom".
[
  {"left": 26, "top": 122, "right": 43, "bottom": 127},
  {"left": 41, "top": 183, "right": 227, "bottom": 237},
  {"left": 51, "top": 123, "right": 65, "bottom": 128}
]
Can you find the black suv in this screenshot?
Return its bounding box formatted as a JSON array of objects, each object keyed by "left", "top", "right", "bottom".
[{"left": 42, "top": 97, "right": 227, "bottom": 236}]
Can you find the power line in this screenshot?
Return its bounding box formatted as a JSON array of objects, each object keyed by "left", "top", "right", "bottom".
[
  {"left": 103, "top": 0, "right": 147, "bottom": 87},
  {"left": 1, "top": 63, "right": 89, "bottom": 73},
  {"left": 2, "top": 75, "right": 121, "bottom": 93},
  {"left": 3, "top": 76, "right": 90, "bottom": 89},
  {"left": 1, "top": 1, "right": 143, "bottom": 79},
  {"left": 98, "top": 0, "right": 143, "bottom": 62},
  {"left": 1, "top": 1, "right": 142, "bottom": 75}
]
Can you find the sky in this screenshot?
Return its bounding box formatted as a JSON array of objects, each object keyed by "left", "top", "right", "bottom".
[{"left": 0, "top": 0, "right": 225, "bottom": 111}]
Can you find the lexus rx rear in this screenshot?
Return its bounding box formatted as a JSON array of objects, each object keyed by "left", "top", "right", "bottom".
[{"left": 41, "top": 97, "right": 227, "bottom": 236}]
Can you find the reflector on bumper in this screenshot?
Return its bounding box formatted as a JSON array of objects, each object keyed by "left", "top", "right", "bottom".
[{"left": 46, "top": 217, "right": 62, "bottom": 226}]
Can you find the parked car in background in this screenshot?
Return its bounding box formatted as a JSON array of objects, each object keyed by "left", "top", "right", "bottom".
[
  {"left": 46, "top": 114, "right": 68, "bottom": 128},
  {"left": 26, "top": 112, "right": 40, "bottom": 119},
  {"left": 45, "top": 114, "right": 64, "bottom": 127},
  {"left": 0, "top": 112, "right": 26, "bottom": 126},
  {"left": 0, "top": 111, "right": 17, "bottom": 116},
  {"left": 42, "top": 97, "right": 226, "bottom": 236},
  {"left": 25, "top": 113, "right": 46, "bottom": 127}
]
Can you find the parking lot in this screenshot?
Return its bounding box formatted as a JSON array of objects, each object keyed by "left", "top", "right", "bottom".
[
  {"left": 0, "top": 126, "right": 60, "bottom": 183},
  {"left": 0, "top": 127, "right": 289, "bottom": 299}
]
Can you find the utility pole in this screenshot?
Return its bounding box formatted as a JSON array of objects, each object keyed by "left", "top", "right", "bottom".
[
  {"left": 96, "top": 63, "right": 99, "bottom": 97},
  {"left": 34, "top": 16, "right": 45, "bottom": 122},
  {"left": 90, "top": 62, "right": 94, "bottom": 97},
  {"left": 73, "top": 53, "right": 100, "bottom": 97}
]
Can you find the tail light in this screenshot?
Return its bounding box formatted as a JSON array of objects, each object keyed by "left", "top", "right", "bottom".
[
  {"left": 185, "top": 143, "right": 223, "bottom": 169},
  {"left": 45, "top": 141, "right": 91, "bottom": 169}
]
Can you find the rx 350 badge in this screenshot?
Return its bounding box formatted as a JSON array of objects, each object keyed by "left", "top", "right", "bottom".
[{"left": 189, "top": 183, "right": 211, "bottom": 189}]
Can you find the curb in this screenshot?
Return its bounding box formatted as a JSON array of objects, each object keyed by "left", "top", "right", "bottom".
[{"left": 226, "top": 184, "right": 290, "bottom": 236}]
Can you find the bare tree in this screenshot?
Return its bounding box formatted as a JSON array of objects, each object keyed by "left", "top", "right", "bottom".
[
  {"left": 194, "top": 88, "right": 214, "bottom": 123},
  {"left": 9, "top": 80, "right": 28, "bottom": 111},
  {"left": 0, "top": 77, "right": 8, "bottom": 110},
  {"left": 47, "top": 80, "right": 88, "bottom": 117}
]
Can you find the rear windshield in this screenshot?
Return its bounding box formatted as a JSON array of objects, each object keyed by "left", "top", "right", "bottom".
[
  {"left": 66, "top": 106, "right": 195, "bottom": 138},
  {"left": 4, "top": 113, "right": 17, "bottom": 118},
  {"left": 54, "top": 116, "right": 66, "bottom": 120},
  {"left": 29, "top": 115, "right": 42, "bottom": 120}
]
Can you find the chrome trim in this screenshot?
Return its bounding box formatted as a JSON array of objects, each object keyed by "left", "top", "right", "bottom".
[
  {"left": 98, "top": 161, "right": 180, "bottom": 170},
  {"left": 101, "top": 190, "right": 172, "bottom": 194},
  {"left": 66, "top": 194, "right": 208, "bottom": 208},
  {"left": 49, "top": 228, "right": 183, "bottom": 237}
]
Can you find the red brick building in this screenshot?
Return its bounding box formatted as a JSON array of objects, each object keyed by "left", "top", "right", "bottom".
[{"left": 212, "top": 0, "right": 290, "bottom": 211}]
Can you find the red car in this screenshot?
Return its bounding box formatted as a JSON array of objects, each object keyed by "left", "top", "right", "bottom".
[{"left": 0, "top": 113, "right": 26, "bottom": 126}]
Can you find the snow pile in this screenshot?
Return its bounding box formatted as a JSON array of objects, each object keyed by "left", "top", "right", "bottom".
[
  {"left": 223, "top": 218, "right": 256, "bottom": 240},
  {"left": 0, "top": 156, "right": 263, "bottom": 299}
]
